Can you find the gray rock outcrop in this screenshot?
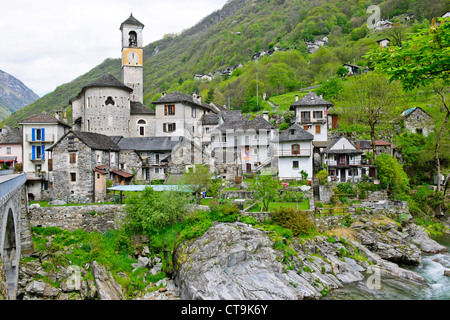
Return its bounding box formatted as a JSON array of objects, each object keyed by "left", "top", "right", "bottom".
[
  {"left": 173, "top": 221, "right": 427, "bottom": 300},
  {"left": 91, "top": 261, "right": 125, "bottom": 300}
]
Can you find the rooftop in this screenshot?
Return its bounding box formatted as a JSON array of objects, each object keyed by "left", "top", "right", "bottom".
[
  {"left": 152, "top": 91, "right": 216, "bottom": 112},
  {"left": 18, "top": 113, "right": 70, "bottom": 127},
  {"left": 278, "top": 124, "right": 314, "bottom": 142},
  {"left": 290, "top": 91, "right": 333, "bottom": 110},
  {"left": 120, "top": 13, "right": 145, "bottom": 30}
]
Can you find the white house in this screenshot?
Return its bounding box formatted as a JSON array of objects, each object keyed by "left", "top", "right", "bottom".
[
  {"left": 290, "top": 91, "right": 333, "bottom": 143},
  {"left": 277, "top": 124, "right": 314, "bottom": 182},
  {"left": 18, "top": 113, "right": 71, "bottom": 200},
  {"left": 322, "top": 136, "right": 365, "bottom": 183}
]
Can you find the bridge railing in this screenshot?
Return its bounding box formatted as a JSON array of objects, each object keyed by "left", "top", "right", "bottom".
[{"left": 0, "top": 173, "right": 27, "bottom": 202}]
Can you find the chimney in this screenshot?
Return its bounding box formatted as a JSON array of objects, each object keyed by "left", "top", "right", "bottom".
[
  {"left": 262, "top": 111, "right": 269, "bottom": 122},
  {"left": 197, "top": 95, "right": 202, "bottom": 103},
  {"left": 161, "top": 92, "right": 166, "bottom": 97},
  {"left": 320, "top": 94, "right": 323, "bottom": 99},
  {"left": 295, "top": 94, "right": 299, "bottom": 102}
]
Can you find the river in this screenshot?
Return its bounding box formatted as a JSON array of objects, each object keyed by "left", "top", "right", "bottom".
[{"left": 322, "top": 234, "right": 450, "bottom": 300}]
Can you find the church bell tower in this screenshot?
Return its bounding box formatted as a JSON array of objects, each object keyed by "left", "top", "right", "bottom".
[{"left": 120, "top": 13, "right": 144, "bottom": 103}]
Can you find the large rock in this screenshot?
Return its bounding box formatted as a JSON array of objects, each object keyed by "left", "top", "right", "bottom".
[
  {"left": 405, "top": 224, "right": 447, "bottom": 254},
  {"left": 91, "top": 261, "right": 125, "bottom": 300}
]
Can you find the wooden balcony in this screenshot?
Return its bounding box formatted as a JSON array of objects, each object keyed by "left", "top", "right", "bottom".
[{"left": 278, "top": 149, "right": 312, "bottom": 157}]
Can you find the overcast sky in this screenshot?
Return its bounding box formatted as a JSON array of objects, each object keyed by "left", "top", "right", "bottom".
[{"left": 0, "top": 0, "right": 229, "bottom": 97}]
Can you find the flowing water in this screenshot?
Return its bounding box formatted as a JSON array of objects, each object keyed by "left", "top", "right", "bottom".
[{"left": 323, "top": 234, "right": 450, "bottom": 300}]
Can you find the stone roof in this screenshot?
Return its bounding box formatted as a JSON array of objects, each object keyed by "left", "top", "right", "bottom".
[
  {"left": 84, "top": 74, "right": 133, "bottom": 92},
  {"left": 151, "top": 91, "right": 216, "bottom": 112},
  {"left": 401, "top": 107, "right": 432, "bottom": 119},
  {"left": 217, "top": 111, "right": 274, "bottom": 131},
  {"left": 323, "top": 136, "right": 363, "bottom": 155},
  {"left": 116, "top": 136, "right": 181, "bottom": 152},
  {"left": 278, "top": 124, "right": 314, "bottom": 142},
  {"left": 0, "top": 126, "right": 22, "bottom": 144},
  {"left": 18, "top": 113, "right": 71, "bottom": 127},
  {"left": 200, "top": 113, "right": 219, "bottom": 125},
  {"left": 290, "top": 91, "right": 333, "bottom": 110},
  {"left": 130, "top": 101, "right": 155, "bottom": 115},
  {"left": 48, "top": 131, "right": 120, "bottom": 152},
  {"left": 120, "top": 13, "right": 144, "bottom": 30}
]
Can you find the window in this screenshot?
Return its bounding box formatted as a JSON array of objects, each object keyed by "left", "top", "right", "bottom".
[
  {"left": 416, "top": 128, "right": 423, "bottom": 135},
  {"left": 303, "top": 125, "right": 309, "bottom": 131},
  {"left": 69, "top": 153, "right": 77, "bottom": 164},
  {"left": 293, "top": 161, "right": 299, "bottom": 169},
  {"left": 313, "top": 111, "right": 323, "bottom": 119},
  {"left": 105, "top": 96, "right": 115, "bottom": 106},
  {"left": 315, "top": 125, "right": 321, "bottom": 134},
  {"left": 155, "top": 168, "right": 160, "bottom": 174},
  {"left": 329, "top": 169, "right": 336, "bottom": 176},
  {"left": 70, "top": 173, "right": 77, "bottom": 182},
  {"left": 292, "top": 144, "right": 300, "bottom": 155},
  {"left": 253, "top": 148, "right": 259, "bottom": 155},
  {"left": 6, "top": 147, "right": 11, "bottom": 155},
  {"left": 139, "top": 126, "right": 145, "bottom": 136},
  {"left": 205, "top": 127, "right": 210, "bottom": 134},
  {"left": 290, "top": 129, "right": 295, "bottom": 135},
  {"left": 68, "top": 136, "right": 75, "bottom": 148},
  {"left": 163, "top": 123, "right": 176, "bottom": 132},
  {"left": 129, "top": 31, "right": 137, "bottom": 47},
  {"left": 192, "top": 107, "right": 196, "bottom": 118},
  {"left": 97, "top": 173, "right": 100, "bottom": 179},
  {"left": 301, "top": 111, "right": 311, "bottom": 123},
  {"left": 164, "top": 105, "right": 175, "bottom": 116}
]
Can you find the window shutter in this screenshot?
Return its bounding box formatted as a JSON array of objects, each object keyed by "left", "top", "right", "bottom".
[
  {"left": 32, "top": 146, "right": 36, "bottom": 160},
  {"left": 172, "top": 105, "right": 175, "bottom": 116},
  {"left": 32, "top": 128, "right": 36, "bottom": 141},
  {"left": 164, "top": 105, "right": 168, "bottom": 116},
  {"left": 316, "top": 125, "right": 321, "bottom": 134},
  {"left": 163, "top": 123, "right": 167, "bottom": 132},
  {"left": 173, "top": 123, "right": 176, "bottom": 131},
  {"left": 42, "top": 128, "right": 45, "bottom": 141},
  {"left": 41, "top": 145, "right": 45, "bottom": 160}
]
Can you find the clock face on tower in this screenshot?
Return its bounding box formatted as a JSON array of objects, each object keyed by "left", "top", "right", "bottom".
[{"left": 123, "top": 48, "right": 143, "bottom": 66}]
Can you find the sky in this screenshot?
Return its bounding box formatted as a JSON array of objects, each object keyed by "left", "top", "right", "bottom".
[{"left": 0, "top": 0, "right": 229, "bottom": 97}]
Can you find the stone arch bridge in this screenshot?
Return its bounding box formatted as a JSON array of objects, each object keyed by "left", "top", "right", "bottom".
[{"left": 0, "top": 173, "right": 33, "bottom": 299}]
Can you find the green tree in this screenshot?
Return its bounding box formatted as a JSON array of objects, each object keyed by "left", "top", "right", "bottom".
[
  {"left": 335, "top": 72, "right": 403, "bottom": 157},
  {"left": 249, "top": 174, "right": 280, "bottom": 212},
  {"left": 124, "top": 187, "right": 190, "bottom": 235},
  {"left": 181, "top": 164, "right": 212, "bottom": 204},
  {"left": 367, "top": 18, "right": 450, "bottom": 191},
  {"left": 375, "top": 154, "right": 410, "bottom": 198}
]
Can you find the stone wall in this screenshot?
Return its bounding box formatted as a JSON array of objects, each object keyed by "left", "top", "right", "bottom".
[
  {"left": 29, "top": 205, "right": 126, "bottom": 233},
  {"left": 0, "top": 257, "right": 9, "bottom": 300}
]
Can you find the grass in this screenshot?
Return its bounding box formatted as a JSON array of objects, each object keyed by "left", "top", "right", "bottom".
[{"left": 248, "top": 200, "right": 310, "bottom": 212}]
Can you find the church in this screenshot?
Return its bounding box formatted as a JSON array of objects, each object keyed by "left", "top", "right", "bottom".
[{"left": 45, "top": 14, "right": 235, "bottom": 203}]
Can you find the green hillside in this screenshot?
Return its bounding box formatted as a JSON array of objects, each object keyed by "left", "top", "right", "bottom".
[{"left": 2, "top": 0, "right": 448, "bottom": 127}]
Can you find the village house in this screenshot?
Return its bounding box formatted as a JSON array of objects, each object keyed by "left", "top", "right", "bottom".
[
  {"left": 376, "top": 38, "right": 390, "bottom": 48},
  {"left": 47, "top": 131, "right": 121, "bottom": 203},
  {"left": 277, "top": 124, "right": 314, "bottom": 182},
  {"left": 290, "top": 91, "right": 332, "bottom": 143},
  {"left": 209, "top": 110, "right": 275, "bottom": 180},
  {"left": 323, "top": 136, "right": 366, "bottom": 183},
  {"left": 0, "top": 126, "right": 23, "bottom": 170},
  {"left": 18, "top": 113, "right": 70, "bottom": 201},
  {"left": 400, "top": 107, "right": 434, "bottom": 137}
]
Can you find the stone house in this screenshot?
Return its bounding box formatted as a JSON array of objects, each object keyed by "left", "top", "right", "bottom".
[
  {"left": 0, "top": 126, "right": 23, "bottom": 169},
  {"left": 18, "top": 113, "right": 71, "bottom": 201},
  {"left": 209, "top": 110, "right": 275, "bottom": 180},
  {"left": 47, "top": 131, "right": 121, "bottom": 203},
  {"left": 400, "top": 107, "right": 434, "bottom": 137},
  {"left": 277, "top": 124, "right": 314, "bottom": 182},
  {"left": 151, "top": 91, "right": 217, "bottom": 138}
]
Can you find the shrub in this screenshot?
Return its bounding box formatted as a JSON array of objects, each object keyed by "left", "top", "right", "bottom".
[
  {"left": 316, "top": 170, "right": 328, "bottom": 185},
  {"left": 271, "top": 207, "right": 315, "bottom": 236}
]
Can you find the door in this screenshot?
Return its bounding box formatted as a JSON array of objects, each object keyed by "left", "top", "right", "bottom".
[
  {"left": 340, "top": 169, "right": 346, "bottom": 182},
  {"left": 246, "top": 163, "right": 252, "bottom": 173}
]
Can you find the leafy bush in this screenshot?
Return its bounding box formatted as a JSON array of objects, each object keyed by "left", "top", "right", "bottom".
[
  {"left": 271, "top": 207, "right": 315, "bottom": 237},
  {"left": 316, "top": 170, "right": 328, "bottom": 185}
]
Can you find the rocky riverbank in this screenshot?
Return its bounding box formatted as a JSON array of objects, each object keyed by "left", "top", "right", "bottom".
[{"left": 13, "top": 212, "right": 448, "bottom": 300}]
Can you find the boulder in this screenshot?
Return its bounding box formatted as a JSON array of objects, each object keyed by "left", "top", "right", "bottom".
[
  {"left": 444, "top": 270, "right": 450, "bottom": 277},
  {"left": 406, "top": 225, "right": 447, "bottom": 254},
  {"left": 137, "top": 257, "right": 150, "bottom": 269},
  {"left": 25, "top": 280, "right": 47, "bottom": 295},
  {"left": 91, "top": 261, "right": 125, "bottom": 300}
]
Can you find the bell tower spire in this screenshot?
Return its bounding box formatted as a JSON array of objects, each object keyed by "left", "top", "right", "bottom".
[{"left": 120, "top": 13, "right": 144, "bottom": 103}]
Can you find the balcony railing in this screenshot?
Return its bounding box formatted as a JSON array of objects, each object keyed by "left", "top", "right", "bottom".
[
  {"left": 326, "top": 160, "right": 361, "bottom": 166},
  {"left": 299, "top": 118, "right": 326, "bottom": 124},
  {"left": 29, "top": 153, "right": 45, "bottom": 161},
  {"left": 278, "top": 149, "right": 312, "bottom": 157},
  {"left": 25, "top": 134, "right": 55, "bottom": 143}
]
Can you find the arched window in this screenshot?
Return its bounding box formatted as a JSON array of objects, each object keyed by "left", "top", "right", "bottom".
[
  {"left": 129, "top": 31, "right": 137, "bottom": 47},
  {"left": 138, "top": 119, "right": 146, "bottom": 136}
]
